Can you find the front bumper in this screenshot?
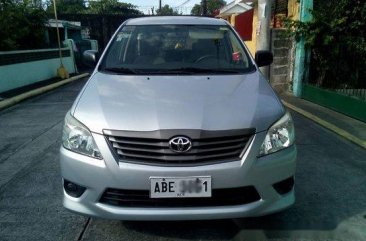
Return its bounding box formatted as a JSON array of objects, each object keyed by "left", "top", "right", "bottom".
[{"left": 60, "top": 131, "right": 297, "bottom": 220}]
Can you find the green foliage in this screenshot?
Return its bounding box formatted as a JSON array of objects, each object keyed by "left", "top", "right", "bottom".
[
  {"left": 284, "top": 0, "right": 366, "bottom": 51},
  {"left": 191, "top": 0, "right": 226, "bottom": 16},
  {"left": 85, "top": 0, "right": 141, "bottom": 15},
  {"left": 46, "top": 0, "right": 87, "bottom": 15},
  {"left": 46, "top": 0, "right": 142, "bottom": 15},
  {"left": 190, "top": 4, "right": 201, "bottom": 15},
  {"left": 284, "top": 0, "right": 366, "bottom": 89},
  {"left": 156, "top": 4, "right": 180, "bottom": 16},
  {"left": 0, "top": 0, "right": 47, "bottom": 51},
  {"left": 0, "top": 0, "right": 142, "bottom": 50}
]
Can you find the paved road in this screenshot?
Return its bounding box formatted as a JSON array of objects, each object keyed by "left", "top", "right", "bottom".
[{"left": 0, "top": 78, "right": 365, "bottom": 241}]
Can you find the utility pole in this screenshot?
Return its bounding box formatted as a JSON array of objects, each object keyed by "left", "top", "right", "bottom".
[
  {"left": 256, "top": 0, "right": 272, "bottom": 78},
  {"left": 159, "top": 0, "right": 162, "bottom": 12},
  {"left": 202, "top": 0, "right": 207, "bottom": 16},
  {"left": 52, "top": 0, "right": 69, "bottom": 79}
]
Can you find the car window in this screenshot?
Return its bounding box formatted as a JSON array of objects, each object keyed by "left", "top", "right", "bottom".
[{"left": 100, "top": 25, "right": 255, "bottom": 75}]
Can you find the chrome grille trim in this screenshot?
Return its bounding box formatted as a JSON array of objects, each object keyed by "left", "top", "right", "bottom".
[{"left": 104, "top": 129, "right": 255, "bottom": 166}]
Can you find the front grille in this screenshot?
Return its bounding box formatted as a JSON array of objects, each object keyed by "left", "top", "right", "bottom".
[
  {"left": 100, "top": 186, "right": 261, "bottom": 208},
  {"left": 104, "top": 129, "right": 255, "bottom": 166}
]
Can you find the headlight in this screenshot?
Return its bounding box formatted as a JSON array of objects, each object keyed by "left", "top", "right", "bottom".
[
  {"left": 62, "top": 112, "right": 103, "bottom": 159},
  {"left": 259, "top": 111, "right": 295, "bottom": 156}
]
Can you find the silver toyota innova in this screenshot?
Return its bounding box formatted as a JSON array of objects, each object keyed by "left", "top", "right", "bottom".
[{"left": 60, "top": 16, "right": 296, "bottom": 220}]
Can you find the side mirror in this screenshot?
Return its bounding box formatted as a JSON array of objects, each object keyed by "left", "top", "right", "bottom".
[
  {"left": 83, "top": 50, "right": 99, "bottom": 67},
  {"left": 255, "top": 50, "right": 273, "bottom": 67}
]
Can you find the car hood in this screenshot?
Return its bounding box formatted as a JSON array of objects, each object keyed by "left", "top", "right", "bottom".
[{"left": 73, "top": 72, "right": 284, "bottom": 134}]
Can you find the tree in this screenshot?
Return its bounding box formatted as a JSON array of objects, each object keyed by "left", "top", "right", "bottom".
[
  {"left": 156, "top": 4, "right": 179, "bottom": 16},
  {"left": 191, "top": 4, "right": 201, "bottom": 16},
  {"left": 45, "top": 0, "right": 142, "bottom": 15},
  {"left": 284, "top": 0, "right": 366, "bottom": 89},
  {"left": 191, "top": 0, "right": 226, "bottom": 16},
  {"left": 0, "top": 0, "right": 47, "bottom": 50},
  {"left": 87, "top": 0, "right": 142, "bottom": 15},
  {"left": 46, "top": 0, "right": 86, "bottom": 15}
]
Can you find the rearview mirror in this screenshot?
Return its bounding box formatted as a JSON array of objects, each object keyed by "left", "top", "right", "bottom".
[
  {"left": 83, "top": 50, "right": 99, "bottom": 67},
  {"left": 255, "top": 50, "right": 273, "bottom": 67}
]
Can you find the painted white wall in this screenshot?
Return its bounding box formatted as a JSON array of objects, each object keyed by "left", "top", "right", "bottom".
[{"left": 0, "top": 48, "right": 76, "bottom": 93}]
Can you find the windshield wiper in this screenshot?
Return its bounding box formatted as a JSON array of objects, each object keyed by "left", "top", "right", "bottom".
[
  {"left": 101, "top": 67, "right": 243, "bottom": 75},
  {"left": 164, "top": 67, "right": 242, "bottom": 74},
  {"left": 102, "top": 67, "right": 138, "bottom": 74}
]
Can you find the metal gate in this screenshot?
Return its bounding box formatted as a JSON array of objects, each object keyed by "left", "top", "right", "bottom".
[
  {"left": 307, "top": 43, "right": 366, "bottom": 101},
  {"left": 57, "top": 14, "right": 141, "bottom": 51}
]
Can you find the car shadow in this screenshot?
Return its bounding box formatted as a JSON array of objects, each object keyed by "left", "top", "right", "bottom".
[{"left": 123, "top": 219, "right": 238, "bottom": 240}]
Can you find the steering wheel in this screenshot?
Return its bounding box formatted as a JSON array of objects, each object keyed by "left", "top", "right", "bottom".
[{"left": 195, "top": 55, "right": 216, "bottom": 63}]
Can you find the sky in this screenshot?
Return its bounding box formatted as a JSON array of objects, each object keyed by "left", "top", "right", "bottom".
[{"left": 123, "top": 0, "right": 202, "bottom": 14}]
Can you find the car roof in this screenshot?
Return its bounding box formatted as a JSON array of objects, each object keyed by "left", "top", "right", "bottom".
[{"left": 125, "top": 16, "right": 228, "bottom": 26}]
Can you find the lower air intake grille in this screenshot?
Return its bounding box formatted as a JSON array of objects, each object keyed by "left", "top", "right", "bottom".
[
  {"left": 104, "top": 129, "right": 255, "bottom": 166},
  {"left": 100, "top": 186, "right": 261, "bottom": 208}
]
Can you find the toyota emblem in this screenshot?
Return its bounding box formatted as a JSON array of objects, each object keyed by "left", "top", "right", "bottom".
[{"left": 169, "top": 136, "right": 192, "bottom": 153}]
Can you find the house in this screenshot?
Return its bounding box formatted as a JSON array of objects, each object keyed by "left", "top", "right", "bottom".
[
  {"left": 217, "top": 1, "right": 255, "bottom": 54},
  {"left": 217, "top": 0, "right": 300, "bottom": 55},
  {"left": 217, "top": 0, "right": 300, "bottom": 93}
]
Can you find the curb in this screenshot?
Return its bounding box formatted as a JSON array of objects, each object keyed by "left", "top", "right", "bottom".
[
  {"left": 0, "top": 73, "right": 89, "bottom": 111},
  {"left": 283, "top": 100, "right": 366, "bottom": 149}
]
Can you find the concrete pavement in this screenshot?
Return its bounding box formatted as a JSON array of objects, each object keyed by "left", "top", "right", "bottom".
[
  {"left": 0, "top": 79, "right": 88, "bottom": 241},
  {"left": 0, "top": 78, "right": 366, "bottom": 241}
]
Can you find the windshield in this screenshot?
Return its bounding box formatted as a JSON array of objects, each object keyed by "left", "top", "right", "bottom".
[{"left": 99, "top": 24, "right": 255, "bottom": 75}]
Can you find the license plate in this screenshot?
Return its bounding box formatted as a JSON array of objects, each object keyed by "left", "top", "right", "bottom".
[{"left": 150, "top": 176, "right": 212, "bottom": 198}]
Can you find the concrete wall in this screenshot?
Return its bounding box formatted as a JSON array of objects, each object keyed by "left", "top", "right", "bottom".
[
  {"left": 270, "top": 29, "right": 294, "bottom": 93},
  {"left": 288, "top": 0, "right": 300, "bottom": 20},
  {"left": 0, "top": 47, "right": 76, "bottom": 93}
]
